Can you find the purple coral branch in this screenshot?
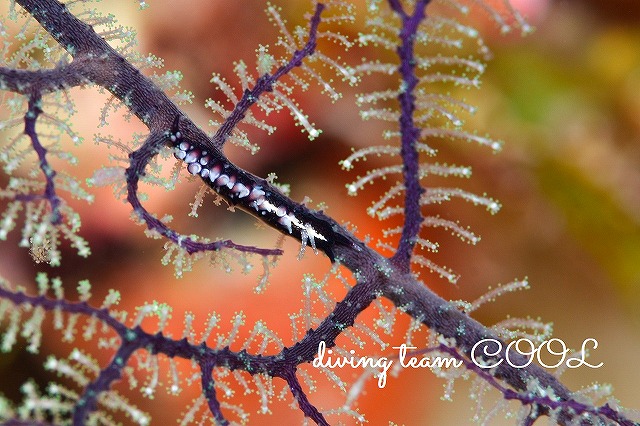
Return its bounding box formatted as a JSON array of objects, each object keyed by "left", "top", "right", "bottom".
[
  {"left": 0, "top": 64, "right": 87, "bottom": 95},
  {"left": 20, "top": 95, "right": 63, "bottom": 224},
  {"left": 2, "top": 1, "right": 637, "bottom": 425},
  {"left": 72, "top": 340, "right": 140, "bottom": 426},
  {"left": 433, "top": 344, "right": 639, "bottom": 425},
  {"left": 0, "top": 269, "right": 378, "bottom": 424},
  {"left": 0, "top": 287, "right": 127, "bottom": 334},
  {"left": 212, "top": 3, "right": 325, "bottom": 148},
  {"left": 281, "top": 367, "right": 329, "bottom": 425},
  {"left": 200, "top": 360, "right": 229, "bottom": 425},
  {"left": 0, "top": 283, "right": 329, "bottom": 423},
  {"left": 390, "top": 0, "right": 431, "bottom": 270}
]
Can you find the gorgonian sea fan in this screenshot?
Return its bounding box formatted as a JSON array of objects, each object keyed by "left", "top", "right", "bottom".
[{"left": 0, "top": 0, "right": 637, "bottom": 425}]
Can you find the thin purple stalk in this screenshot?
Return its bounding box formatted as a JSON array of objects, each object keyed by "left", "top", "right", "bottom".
[
  {"left": 72, "top": 341, "right": 139, "bottom": 425},
  {"left": 22, "top": 95, "right": 62, "bottom": 224},
  {"left": 282, "top": 367, "right": 328, "bottom": 425},
  {"left": 201, "top": 361, "right": 229, "bottom": 425},
  {"left": 212, "top": 3, "right": 325, "bottom": 147},
  {"left": 390, "top": 0, "right": 431, "bottom": 270},
  {"left": 0, "top": 286, "right": 126, "bottom": 334}
]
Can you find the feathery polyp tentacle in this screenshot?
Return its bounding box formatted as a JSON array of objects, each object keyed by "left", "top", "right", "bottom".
[
  {"left": 421, "top": 187, "right": 501, "bottom": 214},
  {"left": 346, "top": 165, "right": 404, "bottom": 196},
  {"left": 420, "top": 128, "right": 503, "bottom": 152},
  {"left": 422, "top": 215, "right": 480, "bottom": 245},
  {"left": 412, "top": 254, "right": 460, "bottom": 284},
  {"left": 340, "top": 145, "right": 400, "bottom": 170},
  {"left": 368, "top": 182, "right": 405, "bottom": 217}
]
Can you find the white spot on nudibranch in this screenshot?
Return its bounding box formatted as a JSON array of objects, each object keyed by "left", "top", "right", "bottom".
[
  {"left": 184, "top": 149, "right": 200, "bottom": 164},
  {"left": 249, "top": 187, "right": 266, "bottom": 209},
  {"left": 208, "top": 164, "right": 222, "bottom": 182},
  {"left": 215, "top": 174, "right": 230, "bottom": 187},
  {"left": 187, "top": 162, "right": 202, "bottom": 175},
  {"left": 249, "top": 187, "right": 265, "bottom": 200},
  {"left": 174, "top": 149, "right": 186, "bottom": 160},
  {"left": 233, "top": 183, "right": 250, "bottom": 198},
  {"left": 226, "top": 175, "right": 236, "bottom": 189}
]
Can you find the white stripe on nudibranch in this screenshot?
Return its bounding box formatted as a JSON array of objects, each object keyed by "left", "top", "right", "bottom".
[
  {"left": 253, "top": 199, "right": 327, "bottom": 243},
  {"left": 278, "top": 214, "right": 293, "bottom": 234}
]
